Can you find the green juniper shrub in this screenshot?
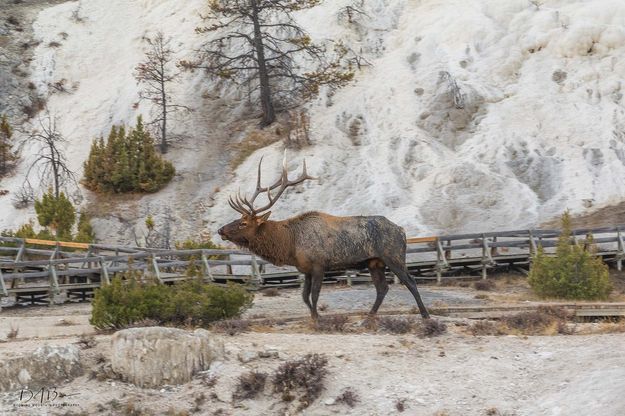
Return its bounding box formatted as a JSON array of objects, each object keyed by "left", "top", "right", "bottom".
[
  {"left": 528, "top": 211, "right": 612, "bottom": 300},
  {"left": 90, "top": 273, "right": 253, "bottom": 330},
  {"left": 83, "top": 116, "right": 175, "bottom": 193},
  {"left": 34, "top": 189, "right": 75, "bottom": 240}
]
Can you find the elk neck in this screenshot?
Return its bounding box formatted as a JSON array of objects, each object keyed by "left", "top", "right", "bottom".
[{"left": 247, "top": 219, "right": 295, "bottom": 266}]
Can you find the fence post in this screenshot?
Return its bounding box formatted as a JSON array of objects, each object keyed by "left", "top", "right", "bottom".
[
  {"left": 226, "top": 254, "right": 233, "bottom": 276},
  {"left": 0, "top": 267, "right": 7, "bottom": 297},
  {"left": 480, "top": 234, "right": 494, "bottom": 280},
  {"left": 528, "top": 230, "right": 537, "bottom": 255},
  {"left": 15, "top": 240, "right": 25, "bottom": 262},
  {"left": 99, "top": 257, "right": 110, "bottom": 285},
  {"left": 435, "top": 238, "right": 448, "bottom": 284},
  {"left": 50, "top": 243, "right": 60, "bottom": 260},
  {"left": 201, "top": 251, "right": 214, "bottom": 282},
  {"left": 151, "top": 256, "right": 162, "bottom": 283},
  {"left": 250, "top": 254, "right": 262, "bottom": 287},
  {"left": 617, "top": 229, "right": 624, "bottom": 272},
  {"left": 49, "top": 262, "right": 60, "bottom": 305}
]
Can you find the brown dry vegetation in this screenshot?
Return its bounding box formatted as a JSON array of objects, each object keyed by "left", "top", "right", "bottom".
[{"left": 230, "top": 128, "right": 282, "bottom": 170}]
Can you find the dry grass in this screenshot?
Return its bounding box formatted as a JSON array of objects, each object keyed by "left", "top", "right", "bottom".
[
  {"left": 395, "top": 398, "right": 408, "bottom": 412},
  {"left": 230, "top": 129, "right": 281, "bottom": 170},
  {"left": 335, "top": 388, "right": 359, "bottom": 407},
  {"left": 261, "top": 287, "right": 280, "bottom": 297},
  {"left": 272, "top": 353, "right": 328, "bottom": 409},
  {"left": 474, "top": 280, "right": 496, "bottom": 291},
  {"left": 211, "top": 319, "right": 251, "bottom": 335},
  {"left": 233, "top": 371, "right": 267, "bottom": 401},
  {"left": 469, "top": 320, "right": 500, "bottom": 336},
  {"left": 315, "top": 315, "right": 349, "bottom": 333},
  {"left": 378, "top": 316, "right": 415, "bottom": 334},
  {"left": 468, "top": 306, "right": 575, "bottom": 336},
  {"left": 502, "top": 311, "right": 557, "bottom": 335},
  {"left": 7, "top": 325, "right": 18, "bottom": 340},
  {"left": 76, "top": 334, "right": 97, "bottom": 349},
  {"left": 418, "top": 319, "right": 447, "bottom": 337}
]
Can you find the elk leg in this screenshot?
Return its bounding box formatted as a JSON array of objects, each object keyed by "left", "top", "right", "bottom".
[
  {"left": 302, "top": 273, "right": 313, "bottom": 313},
  {"left": 309, "top": 269, "right": 324, "bottom": 321},
  {"left": 368, "top": 264, "right": 389, "bottom": 315},
  {"left": 386, "top": 261, "right": 430, "bottom": 319}
]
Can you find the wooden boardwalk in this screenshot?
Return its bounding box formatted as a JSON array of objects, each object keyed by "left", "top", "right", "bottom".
[{"left": 1, "top": 224, "right": 625, "bottom": 307}]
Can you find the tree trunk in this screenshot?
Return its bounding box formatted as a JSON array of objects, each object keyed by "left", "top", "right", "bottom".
[
  {"left": 160, "top": 59, "right": 167, "bottom": 153},
  {"left": 250, "top": 0, "right": 275, "bottom": 126}
]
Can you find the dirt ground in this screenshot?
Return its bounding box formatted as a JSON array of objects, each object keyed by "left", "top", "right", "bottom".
[{"left": 1, "top": 278, "right": 625, "bottom": 416}]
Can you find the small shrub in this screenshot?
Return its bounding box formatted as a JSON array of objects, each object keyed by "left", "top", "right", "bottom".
[
  {"left": 21, "top": 96, "right": 46, "bottom": 119},
  {"left": 83, "top": 117, "right": 175, "bottom": 193},
  {"left": 233, "top": 371, "right": 267, "bottom": 401},
  {"left": 11, "top": 184, "right": 34, "bottom": 208},
  {"left": 272, "top": 353, "right": 328, "bottom": 409},
  {"left": 48, "top": 41, "right": 62, "bottom": 48},
  {"left": 7, "top": 16, "right": 20, "bottom": 26},
  {"left": 528, "top": 212, "right": 612, "bottom": 300},
  {"left": 90, "top": 275, "right": 253, "bottom": 330},
  {"left": 7, "top": 326, "right": 18, "bottom": 339},
  {"left": 378, "top": 316, "right": 415, "bottom": 334},
  {"left": 395, "top": 398, "right": 407, "bottom": 412},
  {"left": 211, "top": 319, "right": 251, "bottom": 335},
  {"left": 261, "top": 287, "right": 280, "bottom": 297},
  {"left": 76, "top": 334, "right": 96, "bottom": 349},
  {"left": 335, "top": 388, "right": 359, "bottom": 407},
  {"left": 469, "top": 320, "right": 500, "bottom": 336},
  {"left": 474, "top": 280, "right": 495, "bottom": 291},
  {"left": 418, "top": 319, "right": 447, "bottom": 337},
  {"left": 315, "top": 315, "right": 349, "bottom": 332},
  {"left": 557, "top": 321, "right": 574, "bottom": 335},
  {"left": 502, "top": 311, "right": 554, "bottom": 335}
]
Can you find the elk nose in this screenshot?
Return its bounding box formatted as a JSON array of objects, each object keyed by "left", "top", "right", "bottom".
[{"left": 217, "top": 227, "right": 224, "bottom": 236}]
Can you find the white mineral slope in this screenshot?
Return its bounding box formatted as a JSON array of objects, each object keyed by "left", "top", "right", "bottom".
[
  {"left": 0, "top": 0, "right": 243, "bottom": 240},
  {"left": 2, "top": 0, "right": 625, "bottom": 241},
  {"left": 209, "top": 0, "right": 625, "bottom": 237}
]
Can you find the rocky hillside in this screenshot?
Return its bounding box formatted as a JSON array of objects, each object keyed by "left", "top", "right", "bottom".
[{"left": 1, "top": 0, "right": 625, "bottom": 243}]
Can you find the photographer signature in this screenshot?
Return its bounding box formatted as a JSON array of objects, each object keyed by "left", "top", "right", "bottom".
[{"left": 18, "top": 387, "right": 80, "bottom": 407}]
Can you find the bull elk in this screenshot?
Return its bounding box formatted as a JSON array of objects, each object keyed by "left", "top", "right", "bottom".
[{"left": 218, "top": 153, "right": 430, "bottom": 320}]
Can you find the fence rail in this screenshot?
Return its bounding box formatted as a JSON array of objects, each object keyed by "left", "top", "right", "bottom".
[{"left": 1, "top": 224, "right": 624, "bottom": 306}]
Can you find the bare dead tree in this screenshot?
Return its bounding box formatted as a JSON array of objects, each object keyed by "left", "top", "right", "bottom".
[
  {"left": 23, "top": 113, "right": 78, "bottom": 200},
  {"left": 134, "top": 32, "right": 188, "bottom": 153},
  {"left": 338, "top": 0, "right": 368, "bottom": 25},
  {"left": 11, "top": 182, "right": 34, "bottom": 209},
  {"left": 179, "top": 0, "right": 353, "bottom": 126}
]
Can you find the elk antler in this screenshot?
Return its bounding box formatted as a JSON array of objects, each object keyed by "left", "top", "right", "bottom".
[{"left": 229, "top": 150, "right": 316, "bottom": 217}]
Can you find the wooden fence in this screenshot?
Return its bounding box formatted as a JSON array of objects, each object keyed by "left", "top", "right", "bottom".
[{"left": 1, "top": 224, "right": 624, "bottom": 306}]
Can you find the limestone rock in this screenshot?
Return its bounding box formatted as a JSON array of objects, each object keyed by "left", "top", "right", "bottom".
[
  {"left": 0, "top": 345, "right": 82, "bottom": 391},
  {"left": 110, "top": 327, "right": 224, "bottom": 388}
]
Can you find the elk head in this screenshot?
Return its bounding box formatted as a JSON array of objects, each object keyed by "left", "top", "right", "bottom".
[{"left": 218, "top": 151, "right": 316, "bottom": 247}]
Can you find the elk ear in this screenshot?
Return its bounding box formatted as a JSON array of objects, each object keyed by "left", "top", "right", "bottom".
[{"left": 256, "top": 211, "right": 271, "bottom": 224}]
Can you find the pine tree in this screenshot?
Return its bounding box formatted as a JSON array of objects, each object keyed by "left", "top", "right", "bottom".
[
  {"left": 75, "top": 211, "right": 95, "bottom": 243},
  {"left": 82, "top": 117, "right": 175, "bottom": 193},
  {"left": 34, "top": 188, "right": 76, "bottom": 240},
  {"left": 181, "top": 0, "right": 354, "bottom": 126},
  {"left": 0, "top": 115, "right": 17, "bottom": 175}
]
